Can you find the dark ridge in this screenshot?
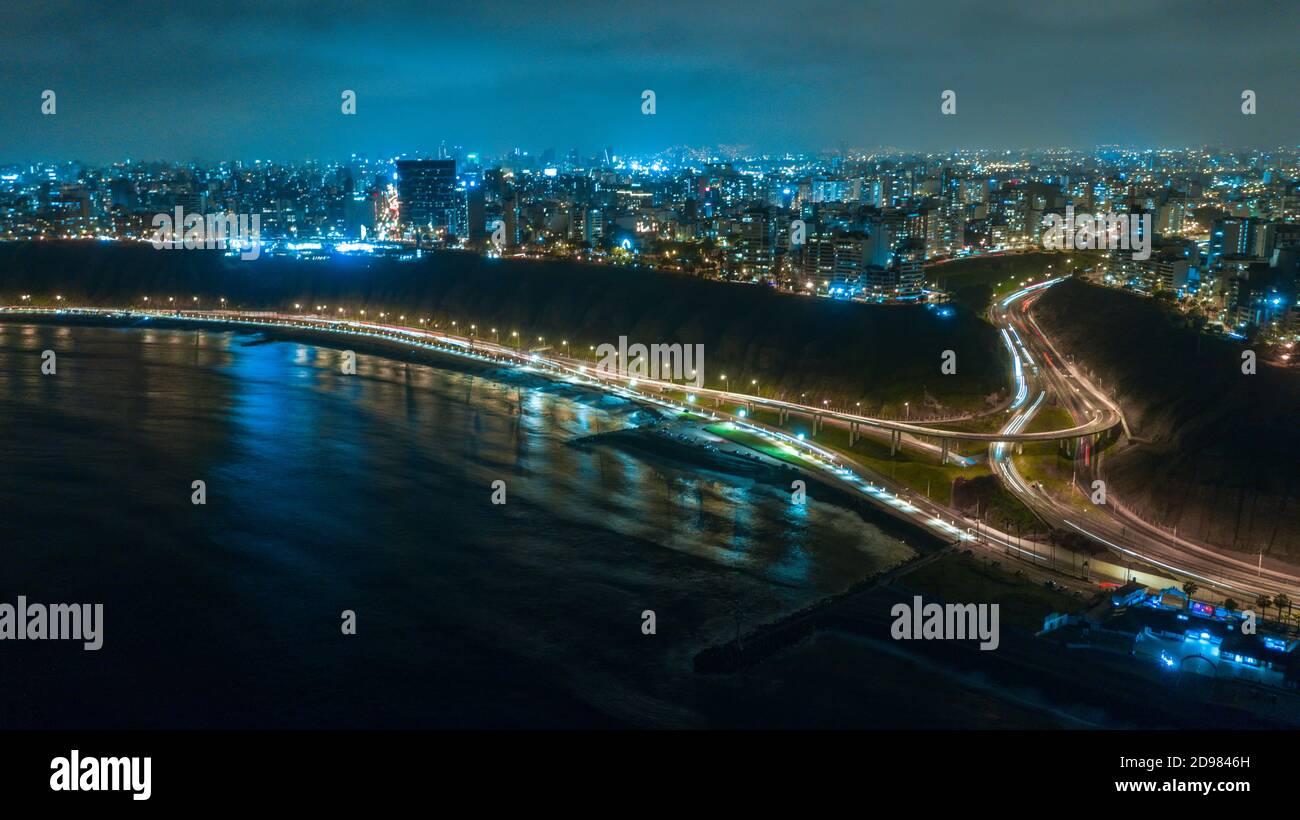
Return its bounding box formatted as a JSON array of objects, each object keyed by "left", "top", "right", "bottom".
[
  {"left": 1033, "top": 277, "right": 1300, "bottom": 559},
  {"left": 0, "top": 241, "right": 1006, "bottom": 412}
]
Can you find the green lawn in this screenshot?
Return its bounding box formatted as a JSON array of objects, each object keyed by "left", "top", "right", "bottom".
[
  {"left": 811, "top": 420, "right": 982, "bottom": 506},
  {"left": 708, "top": 404, "right": 1004, "bottom": 507},
  {"left": 927, "top": 251, "right": 1104, "bottom": 313},
  {"left": 1013, "top": 404, "right": 1093, "bottom": 512},
  {"left": 661, "top": 387, "right": 1042, "bottom": 522},
  {"left": 704, "top": 408, "right": 978, "bottom": 505},
  {"left": 703, "top": 423, "right": 822, "bottom": 471}
]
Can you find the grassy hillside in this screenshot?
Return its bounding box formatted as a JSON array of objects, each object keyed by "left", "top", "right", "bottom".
[
  {"left": 0, "top": 241, "right": 1008, "bottom": 414},
  {"left": 1032, "top": 278, "right": 1300, "bottom": 559},
  {"left": 927, "top": 250, "right": 1102, "bottom": 313}
]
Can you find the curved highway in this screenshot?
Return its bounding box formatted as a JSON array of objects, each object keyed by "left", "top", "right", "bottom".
[
  {"left": 991, "top": 281, "right": 1300, "bottom": 600},
  {"left": 2, "top": 303, "right": 1119, "bottom": 444}
]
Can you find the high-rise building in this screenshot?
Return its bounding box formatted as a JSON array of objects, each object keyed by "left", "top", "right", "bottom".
[
  {"left": 735, "top": 208, "right": 777, "bottom": 276},
  {"left": 798, "top": 231, "right": 837, "bottom": 283},
  {"left": 1210, "top": 216, "right": 1260, "bottom": 265},
  {"left": 467, "top": 185, "right": 487, "bottom": 242},
  {"left": 344, "top": 193, "right": 375, "bottom": 239},
  {"left": 832, "top": 233, "right": 870, "bottom": 280},
  {"left": 395, "top": 159, "right": 458, "bottom": 238},
  {"left": 865, "top": 211, "right": 905, "bottom": 268},
  {"left": 1260, "top": 222, "right": 1300, "bottom": 260}
]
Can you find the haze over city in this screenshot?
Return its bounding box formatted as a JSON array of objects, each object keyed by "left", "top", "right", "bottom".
[{"left": 1, "top": 0, "right": 1297, "bottom": 161}]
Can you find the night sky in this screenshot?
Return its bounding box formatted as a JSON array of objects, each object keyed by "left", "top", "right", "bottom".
[{"left": 1, "top": 0, "right": 1296, "bottom": 162}]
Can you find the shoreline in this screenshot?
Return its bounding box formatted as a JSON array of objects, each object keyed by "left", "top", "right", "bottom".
[{"left": 2, "top": 310, "right": 953, "bottom": 558}]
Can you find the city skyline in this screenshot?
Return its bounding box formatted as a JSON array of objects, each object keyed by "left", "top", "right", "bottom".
[
  {"left": 5, "top": 142, "right": 1296, "bottom": 363},
  {"left": 5, "top": 141, "right": 1300, "bottom": 166}
]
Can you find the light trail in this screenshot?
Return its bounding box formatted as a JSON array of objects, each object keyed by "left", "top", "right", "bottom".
[{"left": 990, "top": 279, "right": 1300, "bottom": 600}]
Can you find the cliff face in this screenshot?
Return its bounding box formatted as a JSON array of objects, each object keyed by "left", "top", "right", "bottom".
[
  {"left": 1033, "top": 278, "right": 1300, "bottom": 559},
  {"left": 0, "top": 242, "right": 1005, "bottom": 413}
]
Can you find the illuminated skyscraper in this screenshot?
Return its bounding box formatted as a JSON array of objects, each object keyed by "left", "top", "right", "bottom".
[{"left": 395, "top": 159, "right": 458, "bottom": 239}]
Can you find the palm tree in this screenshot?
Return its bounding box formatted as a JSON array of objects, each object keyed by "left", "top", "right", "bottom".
[
  {"left": 1181, "top": 581, "right": 1199, "bottom": 603},
  {"left": 1273, "top": 594, "right": 1292, "bottom": 626},
  {"left": 1255, "top": 594, "right": 1272, "bottom": 623},
  {"left": 1223, "top": 598, "right": 1240, "bottom": 613}
]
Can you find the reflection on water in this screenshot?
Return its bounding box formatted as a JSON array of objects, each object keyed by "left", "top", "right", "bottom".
[{"left": 0, "top": 323, "right": 915, "bottom": 728}]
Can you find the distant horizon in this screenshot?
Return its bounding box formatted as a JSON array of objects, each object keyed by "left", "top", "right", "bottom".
[
  {"left": 2, "top": 2, "right": 1295, "bottom": 163},
  {"left": 4, "top": 142, "right": 1299, "bottom": 169}
]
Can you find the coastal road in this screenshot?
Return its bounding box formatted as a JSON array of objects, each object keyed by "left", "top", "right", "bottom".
[
  {"left": 9, "top": 301, "right": 1295, "bottom": 600},
  {"left": 990, "top": 282, "right": 1300, "bottom": 601}
]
